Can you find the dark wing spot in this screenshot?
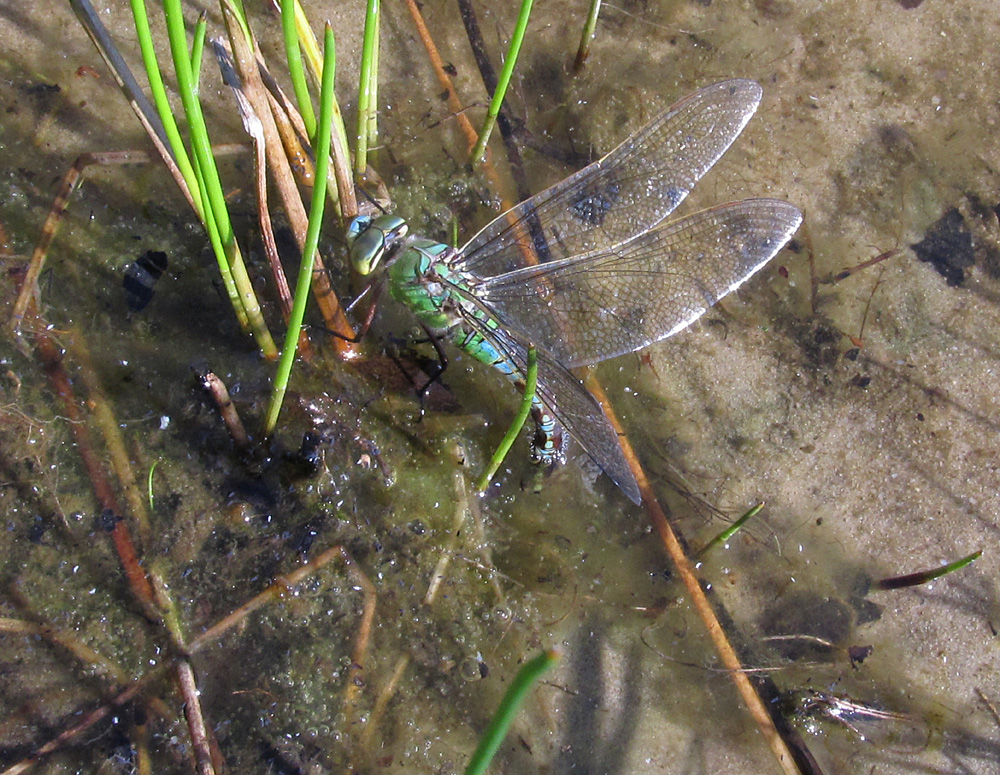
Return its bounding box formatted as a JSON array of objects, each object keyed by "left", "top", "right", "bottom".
[
  {"left": 616, "top": 305, "right": 646, "bottom": 339},
  {"left": 569, "top": 183, "right": 621, "bottom": 226},
  {"left": 664, "top": 186, "right": 684, "bottom": 208}
]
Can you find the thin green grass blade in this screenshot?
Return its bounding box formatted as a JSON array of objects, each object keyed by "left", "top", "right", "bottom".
[
  {"left": 476, "top": 346, "right": 538, "bottom": 493},
  {"left": 875, "top": 550, "right": 982, "bottom": 590},
  {"left": 470, "top": 0, "right": 533, "bottom": 165},
  {"left": 281, "top": 0, "right": 316, "bottom": 137},
  {"left": 266, "top": 24, "right": 337, "bottom": 434},
  {"left": 291, "top": 0, "right": 323, "bottom": 76},
  {"left": 147, "top": 462, "right": 158, "bottom": 511},
  {"left": 190, "top": 11, "right": 207, "bottom": 90},
  {"left": 355, "top": 0, "right": 380, "bottom": 175},
  {"left": 130, "top": 0, "right": 250, "bottom": 327},
  {"left": 368, "top": 6, "right": 380, "bottom": 161},
  {"left": 697, "top": 502, "right": 764, "bottom": 557},
  {"left": 193, "top": 157, "right": 248, "bottom": 328},
  {"left": 465, "top": 649, "right": 560, "bottom": 775}
]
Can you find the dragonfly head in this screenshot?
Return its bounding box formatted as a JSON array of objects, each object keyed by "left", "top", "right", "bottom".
[{"left": 347, "top": 215, "right": 409, "bottom": 276}]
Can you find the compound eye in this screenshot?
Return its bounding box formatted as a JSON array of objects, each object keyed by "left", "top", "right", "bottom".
[
  {"left": 372, "top": 215, "right": 408, "bottom": 240},
  {"left": 345, "top": 215, "right": 374, "bottom": 246},
  {"left": 350, "top": 227, "right": 385, "bottom": 276}
]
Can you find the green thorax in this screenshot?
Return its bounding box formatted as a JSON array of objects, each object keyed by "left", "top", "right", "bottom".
[{"left": 387, "top": 239, "right": 468, "bottom": 333}]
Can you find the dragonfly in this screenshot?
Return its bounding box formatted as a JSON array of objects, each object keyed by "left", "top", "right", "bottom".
[{"left": 346, "top": 80, "right": 802, "bottom": 504}]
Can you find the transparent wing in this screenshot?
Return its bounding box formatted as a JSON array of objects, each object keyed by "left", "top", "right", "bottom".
[
  {"left": 456, "top": 79, "right": 763, "bottom": 277},
  {"left": 453, "top": 307, "right": 641, "bottom": 504},
  {"left": 475, "top": 199, "right": 802, "bottom": 368}
]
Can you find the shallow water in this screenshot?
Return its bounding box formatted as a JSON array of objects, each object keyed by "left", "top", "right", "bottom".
[{"left": 2, "top": 1, "right": 999, "bottom": 773}]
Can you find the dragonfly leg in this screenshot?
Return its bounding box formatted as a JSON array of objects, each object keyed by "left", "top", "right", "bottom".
[
  {"left": 318, "top": 281, "right": 385, "bottom": 344},
  {"left": 412, "top": 323, "right": 449, "bottom": 419}
]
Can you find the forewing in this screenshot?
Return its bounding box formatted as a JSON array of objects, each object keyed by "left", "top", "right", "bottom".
[
  {"left": 456, "top": 80, "right": 763, "bottom": 278},
  {"left": 475, "top": 199, "right": 802, "bottom": 367},
  {"left": 453, "top": 308, "right": 641, "bottom": 504}
]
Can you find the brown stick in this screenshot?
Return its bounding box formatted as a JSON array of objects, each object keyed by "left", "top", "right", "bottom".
[
  {"left": 3, "top": 544, "right": 357, "bottom": 775},
  {"left": 71, "top": 327, "right": 153, "bottom": 547},
  {"left": 11, "top": 151, "right": 144, "bottom": 331},
  {"left": 201, "top": 370, "right": 251, "bottom": 450},
  {"left": 34, "top": 326, "right": 158, "bottom": 617},
  {"left": 221, "top": 7, "right": 359, "bottom": 359},
  {"left": 586, "top": 375, "right": 801, "bottom": 775},
  {"left": 0, "top": 667, "right": 162, "bottom": 775},
  {"left": 175, "top": 660, "right": 217, "bottom": 775},
  {"left": 340, "top": 551, "right": 378, "bottom": 722}
]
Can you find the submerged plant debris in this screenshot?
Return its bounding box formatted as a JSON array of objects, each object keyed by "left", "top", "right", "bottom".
[{"left": 2, "top": 1, "right": 1000, "bottom": 774}]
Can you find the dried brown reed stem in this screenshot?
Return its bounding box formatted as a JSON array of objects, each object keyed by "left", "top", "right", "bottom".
[
  {"left": 201, "top": 370, "right": 251, "bottom": 450},
  {"left": 33, "top": 325, "right": 158, "bottom": 618},
  {"left": 586, "top": 375, "right": 802, "bottom": 775},
  {"left": 10, "top": 151, "right": 145, "bottom": 332},
  {"left": 221, "top": 6, "right": 358, "bottom": 359}
]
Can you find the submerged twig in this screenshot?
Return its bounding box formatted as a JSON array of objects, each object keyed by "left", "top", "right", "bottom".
[
  {"left": 401, "top": 0, "right": 479, "bottom": 153},
  {"left": 200, "top": 370, "right": 250, "bottom": 449},
  {"left": 341, "top": 548, "right": 378, "bottom": 725},
  {"left": 175, "top": 660, "right": 217, "bottom": 775},
  {"left": 10, "top": 151, "right": 146, "bottom": 332},
  {"left": 4, "top": 544, "right": 362, "bottom": 775},
  {"left": 425, "top": 461, "right": 473, "bottom": 605},
  {"left": 585, "top": 375, "right": 803, "bottom": 775},
  {"left": 34, "top": 327, "right": 158, "bottom": 618}
]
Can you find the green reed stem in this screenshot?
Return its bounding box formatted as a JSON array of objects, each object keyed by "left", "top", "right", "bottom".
[
  {"left": 470, "top": 0, "right": 533, "bottom": 164},
  {"left": 130, "top": 0, "right": 251, "bottom": 331},
  {"left": 190, "top": 11, "right": 207, "bottom": 89},
  {"left": 355, "top": 0, "right": 380, "bottom": 175},
  {"left": 128, "top": 0, "right": 202, "bottom": 218},
  {"left": 284, "top": 0, "right": 353, "bottom": 217},
  {"left": 572, "top": 0, "right": 601, "bottom": 72},
  {"left": 697, "top": 502, "right": 764, "bottom": 557},
  {"left": 476, "top": 346, "right": 538, "bottom": 493},
  {"left": 465, "top": 649, "right": 560, "bottom": 775},
  {"left": 162, "top": 0, "right": 276, "bottom": 356},
  {"left": 161, "top": 0, "right": 231, "bottom": 246},
  {"left": 266, "top": 24, "right": 337, "bottom": 434},
  {"left": 281, "top": 0, "right": 316, "bottom": 137}
]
